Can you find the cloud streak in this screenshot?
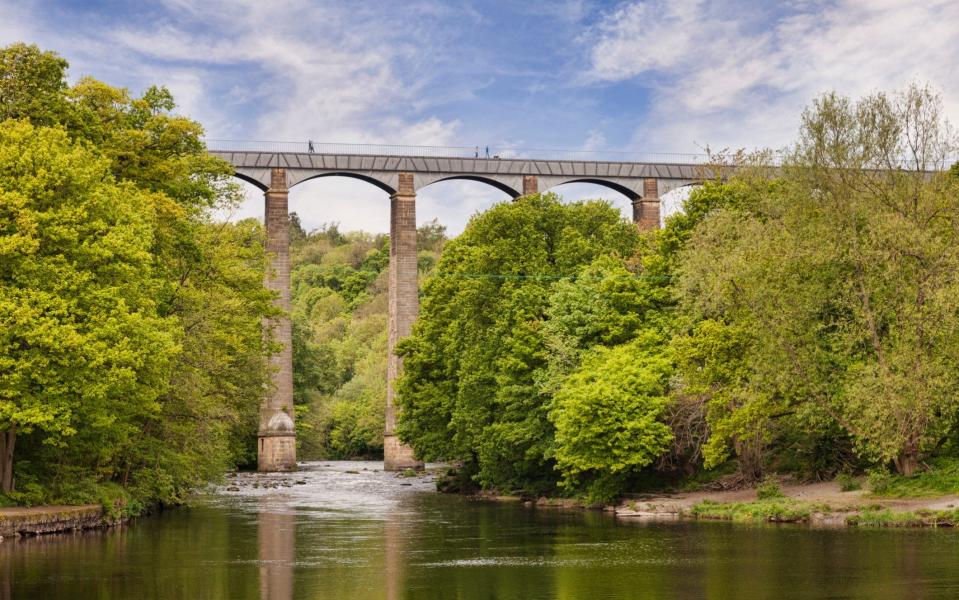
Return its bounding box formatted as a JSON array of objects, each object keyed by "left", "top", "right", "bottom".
[{"left": 585, "top": 0, "right": 959, "bottom": 152}]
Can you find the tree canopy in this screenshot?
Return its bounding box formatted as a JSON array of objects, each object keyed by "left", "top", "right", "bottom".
[
  {"left": 678, "top": 84, "right": 959, "bottom": 477},
  {"left": 396, "top": 193, "right": 660, "bottom": 495},
  {"left": 0, "top": 43, "right": 274, "bottom": 509}
]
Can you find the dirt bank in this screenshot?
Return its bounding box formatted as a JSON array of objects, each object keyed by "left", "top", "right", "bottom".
[{"left": 0, "top": 505, "right": 115, "bottom": 540}]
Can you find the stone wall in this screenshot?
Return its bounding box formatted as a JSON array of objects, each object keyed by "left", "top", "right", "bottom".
[{"left": 0, "top": 505, "right": 110, "bottom": 539}]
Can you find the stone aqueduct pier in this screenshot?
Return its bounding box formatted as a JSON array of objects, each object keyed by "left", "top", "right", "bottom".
[{"left": 211, "top": 149, "right": 701, "bottom": 471}]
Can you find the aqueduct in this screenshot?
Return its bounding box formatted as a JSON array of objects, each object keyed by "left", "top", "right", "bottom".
[{"left": 211, "top": 148, "right": 703, "bottom": 471}]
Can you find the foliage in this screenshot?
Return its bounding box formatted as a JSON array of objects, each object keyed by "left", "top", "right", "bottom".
[
  {"left": 397, "top": 193, "right": 644, "bottom": 494},
  {"left": 677, "top": 84, "right": 959, "bottom": 476},
  {"left": 847, "top": 507, "right": 959, "bottom": 527},
  {"left": 867, "top": 470, "right": 894, "bottom": 495},
  {"left": 551, "top": 332, "right": 673, "bottom": 502},
  {"left": 836, "top": 472, "right": 861, "bottom": 492},
  {"left": 755, "top": 480, "right": 785, "bottom": 500},
  {"left": 291, "top": 220, "right": 446, "bottom": 459},
  {"left": 690, "top": 498, "right": 822, "bottom": 523},
  {"left": 0, "top": 120, "right": 178, "bottom": 490},
  {"left": 867, "top": 457, "right": 959, "bottom": 497},
  {"left": 0, "top": 43, "right": 69, "bottom": 126},
  {"left": 0, "top": 43, "right": 273, "bottom": 507}
]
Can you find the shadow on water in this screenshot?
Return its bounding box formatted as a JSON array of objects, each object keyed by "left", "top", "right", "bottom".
[{"left": 2, "top": 461, "right": 959, "bottom": 599}]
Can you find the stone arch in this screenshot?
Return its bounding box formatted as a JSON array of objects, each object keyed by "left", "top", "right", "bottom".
[
  {"left": 542, "top": 178, "right": 640, "bottom": 200},
  {"left": 290, "top": 171, "right": 396, "bottom": 195},
  {"left": 231, "top": 171, "right": 269, "bottom": 192},
  {"left": 417, "top": 174, "right": 521, "bottom": 198}
]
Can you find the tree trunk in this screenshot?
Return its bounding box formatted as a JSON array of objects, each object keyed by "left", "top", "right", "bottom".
[
  {"left": 894, "top": 442, "right": 919, "bottom": 477},
  {"left": 0, "top": 427, "right": 14, "bottom": 493}
]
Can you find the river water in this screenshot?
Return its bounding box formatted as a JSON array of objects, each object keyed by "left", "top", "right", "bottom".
[{"left": 3, "top": 461, "right": 959, "bottom": 599}]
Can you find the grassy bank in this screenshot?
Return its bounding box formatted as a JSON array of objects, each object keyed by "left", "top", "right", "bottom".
[
  {"left": 684, "top": 497, "right": 959, "bottom": 528},
  {"left": 868, "top": 457, "right": 959, "bottom": 498},
  {"left": 689, "top": 499, "right": 831, "bottom": 523},
  {"left": 847, "top": 508, "right": 959, "bottom": 528}
]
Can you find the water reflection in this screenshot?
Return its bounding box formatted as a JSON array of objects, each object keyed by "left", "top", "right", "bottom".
[
  {"left": 258, "top": 502, "right": 294, "bottom": 599},
  {"left": 384, "top": 504, "right": 407, "bottom": 600},
  {"left": 1, "top": 462, "right": 958, "bottom": 599}
]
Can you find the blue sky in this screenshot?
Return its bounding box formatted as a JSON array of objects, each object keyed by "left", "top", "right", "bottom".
[{"left": 3, "top": 0, "right": 957, "bottom": 233}]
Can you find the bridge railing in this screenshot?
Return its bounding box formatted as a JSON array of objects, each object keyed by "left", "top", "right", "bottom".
[{"left": 203, "top": 139, "right": 715, "bottom": 164}]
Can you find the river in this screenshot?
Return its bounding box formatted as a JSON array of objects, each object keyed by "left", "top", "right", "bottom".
[{"left": 3, "top": 461, "right": 959, "bottom": 599}]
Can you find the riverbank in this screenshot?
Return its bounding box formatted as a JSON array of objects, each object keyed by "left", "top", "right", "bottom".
[
  {"left": 507, "top": 480, "right": 959, "bottom": 528},
  {"left": 0, "top": 504, "right": 118, "bottom": 540}
]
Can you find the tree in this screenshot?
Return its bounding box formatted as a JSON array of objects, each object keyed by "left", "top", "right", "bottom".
[
  {"left": 0, "top": 44, "right": 68, "bottom": 126},
  {"left": 551, "top": 331, "right": 674, "bottom": 502},
  {"left": 397, "top": 193, "right": 640, "bottom": 492},
  {"left": 678, "top": 84, "right": 959, "bottom": 475},
  {"left": 0, "top": 120, "right": 178, "bottom": 493},
  {"left": 0, "top": 43, "right": 274, "bottom": 506}
]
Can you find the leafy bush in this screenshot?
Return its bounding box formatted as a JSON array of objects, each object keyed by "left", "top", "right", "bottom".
[
  {"left": 868, "top": 470, "right": 893, "bottom": 494},
  {"left": 551, "top": 332, "right": 673, "bottom": 502},
  {"left": 867, "top": 457, "right": 959, "bottom": 497},
  {"left": 756, "top": 480, "right": 785, "bottom": 500},
  {"left": 836, "top": 472, "right": 861, "bottom": 492}
]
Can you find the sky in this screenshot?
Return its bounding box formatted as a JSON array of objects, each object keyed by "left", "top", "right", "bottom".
[{"left": 2, "top": 0, "right": 958, "bottom": 234}]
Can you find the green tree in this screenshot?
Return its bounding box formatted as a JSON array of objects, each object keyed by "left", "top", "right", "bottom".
[
  {"left": 0, "top": 120, "right": 178, "bottom": 493},
  {"left": 678, "top": 84, "right": 959, "bottom": 476},
  {"left": 0, "top": 43, "right": 68, "bottom": 126},
  {"left": 397, "top": 193, "right": 640, "bottom": 492},
  {"left": 0, "top": 43, "right": 274, "bottom": 506},
  {"left": 551, "top": 331, "right": 674, "bottom": 502}
]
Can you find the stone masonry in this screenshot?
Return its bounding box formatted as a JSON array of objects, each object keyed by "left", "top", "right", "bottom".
[
  {"left": 384, "top": 173, "right": 423, "bottom": 471},
  {"left": 259, "top": 167, "right": 297, "bottom": 471},
  {"left": 632, "top": 178, "right": 661, "bottom": 231},
  {"left": 522, "top": 175, "right": 539, "bottom": 196}
]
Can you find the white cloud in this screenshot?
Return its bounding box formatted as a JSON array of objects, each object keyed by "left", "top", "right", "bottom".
[
  {"left": 588, "top": 0, "right": 703, "bottom": 80},
  {"left": 3, "top": 0, "right": 489, "bottom": 232},
  {"left": 106, "top": 11, "right": 461, "bottom": 144},
  {"left": 586, "top": 0, "right": 959, "bottom": 152}
]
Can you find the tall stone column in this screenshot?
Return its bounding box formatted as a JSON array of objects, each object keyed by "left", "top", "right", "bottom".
[
  {"left": 632, "top": 178, "right": 661, "bottom": 231},
  {"left": 259, "top": 167, "right": 296, "bottom": 471},
  {"left": 385, "top": 173, "right": 423, "bottom": 471}
]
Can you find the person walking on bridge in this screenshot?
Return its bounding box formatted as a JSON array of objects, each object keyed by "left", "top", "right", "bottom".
[{"left": 308, "top": 139, "right": 315, "bottom": 153}]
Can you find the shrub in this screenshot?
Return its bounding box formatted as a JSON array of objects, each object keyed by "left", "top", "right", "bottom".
[
  {"left": 868, "top": 470, "right": 893, "bottom": 494},
  {"left": 836, "top": 472, "right": 861, "bottom": 492},
  {"left": 756, "top": 479, "right": 785, "bottom": 500}
]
